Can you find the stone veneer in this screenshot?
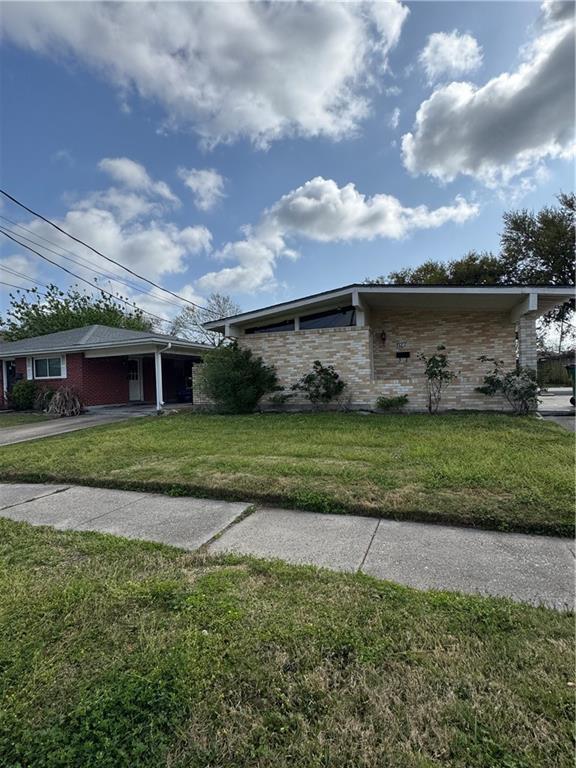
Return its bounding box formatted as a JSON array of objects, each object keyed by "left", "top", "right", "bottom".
[{"left": 210, "top": 308, "right": 520, "bottom": 411}]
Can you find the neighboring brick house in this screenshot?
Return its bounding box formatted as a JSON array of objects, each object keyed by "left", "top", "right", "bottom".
[
  {"left": 0, "top": 325, "right": 209, "bottom": 410},
  {"left": 202, "top": 284, "right": 574, "bottom": 411}
]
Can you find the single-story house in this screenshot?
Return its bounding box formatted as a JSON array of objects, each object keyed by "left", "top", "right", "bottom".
[
  {"left": 0, "top": 325, "right": 210, "bottom": 410},
  {"left": 203, "top": 283, "right": 574, "bottom": 411}
]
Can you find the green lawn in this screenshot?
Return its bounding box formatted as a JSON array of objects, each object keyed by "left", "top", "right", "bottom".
[
  {"left": 0, "top": 411, "right": 52, "bottom": 428},
  {"left": 0, "top": 519, "right": 572, "bottom": 768},
  {"left": 0, "top": 412, "right": 573, "bottom": 535}
]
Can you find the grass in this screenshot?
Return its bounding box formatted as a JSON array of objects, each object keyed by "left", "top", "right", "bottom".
[
  {"left": 0, "top": 411, "right": 52, "bottom": 428},
  {"left": 0, "top": 412, "right": 573, "bottom": 536},
  {"left": 0, "top": 519, "right": 573, "bottom": 768}
]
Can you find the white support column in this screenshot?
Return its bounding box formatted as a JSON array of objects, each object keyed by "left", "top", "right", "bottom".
[
  {"left": 154, "top": 348, "right": 164, "bottom": 412},
  {"left": 224, "top": 322, "right": 241, "bottom": 338},
  {"left": 1, "top": 360, "right": 7, "bottom": 406},
  {"left": 352, "top": 288, "right": 366, "bottom": 327}
]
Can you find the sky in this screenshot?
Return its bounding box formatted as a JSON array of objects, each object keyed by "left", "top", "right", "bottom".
[{"left": 0, "top": 0, "right": 574, "bottom": 325}]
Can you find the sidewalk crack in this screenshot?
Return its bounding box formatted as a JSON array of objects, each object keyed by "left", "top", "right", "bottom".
[
  {"left": 72, "top": 495, "right": 149, "bottom": 529},
  {"left": 358, "top": 518, "right": 381, "bottom": 573},
  {"left": 0, "top": 485, "right": 70, "bottom": 512}
]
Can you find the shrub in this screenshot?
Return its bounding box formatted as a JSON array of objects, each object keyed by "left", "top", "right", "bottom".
[
  {"left": 268, "top": 390, "right": 294, "bottom": 406},
  {"left": 375, "top": 394, "right": 409, "bottom": 411},
  {"left": 291, "top": 361, "right": 346, "bottom": 407},
  {"left": 198, "top": 342, "right": 279, "bottom": 414},
  {"left": 476, "top": 357, "right": 539, "bottom": 415},
  {"left": 35, "top": 387, "right": 55, "bottom": 412},
  {"left": 9, "top": 380, "right": 37, "bottom": 410},
  {"left": 418, "top": 345, "right": 457, "bottom": 414},
  {"left": 46, "top": 386, "right": 83, "bottom": 417}
]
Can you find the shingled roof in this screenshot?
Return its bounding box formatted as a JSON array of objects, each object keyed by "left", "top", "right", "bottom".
[{"left": 0, "top": 325, "right": 209, "bottom": 356}]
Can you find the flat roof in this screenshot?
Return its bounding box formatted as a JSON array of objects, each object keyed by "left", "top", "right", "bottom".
[{"left": 204, "top": 283, "right": 575, "bottom": 331}]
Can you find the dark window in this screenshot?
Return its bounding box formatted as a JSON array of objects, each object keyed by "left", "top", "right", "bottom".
[
  {"left": 299, "top": 306, "right": 356, "bottom": 330},
  {"left": 34, "top": 356, "right": 63, "bottom": 378},
  {"left": 245, "top": 318, "right": 295, "bottom": 335}
]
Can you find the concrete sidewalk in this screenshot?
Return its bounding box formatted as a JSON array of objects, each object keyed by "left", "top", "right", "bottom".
[
  {"left": 0, "top": 484, "right": 573, "bottom": 610},
  {"left": 0, "top": 483, "right": 249, "bottom": 550}
]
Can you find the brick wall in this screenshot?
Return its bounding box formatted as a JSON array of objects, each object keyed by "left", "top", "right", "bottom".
[
  {"left": 241, "top": 326, "right": 375, "bottom": 406},
  {"left": 367, "top": 308, "right": 516, "bottom": 410},
  {"left": 235, "top": 309, "right": 518, "bottom": 411},
  {"left": 10, "top": 353, "right": 133, "bottom": 406},
  {"left": 82, "top": 356, "right": 130, "bottom": 405},
  {"left": 517, "top": 313, "right": 538, "bottom": 371}
]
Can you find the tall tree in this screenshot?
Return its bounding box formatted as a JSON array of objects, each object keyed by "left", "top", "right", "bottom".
[
  {"left": 0, "top": 284, "right": 154, "bottom": 341},
  {"left": 379, "top": 251, "right": 505, "bottom": 286},
  {"left": 170, "top": 292, "right": 241, "bottom": 346},
  {"left": 368, "top": 194, "right": 575, "bottom": 351},
  {"left": 499, "top": 193, "right": 575, "bottom": 350}
]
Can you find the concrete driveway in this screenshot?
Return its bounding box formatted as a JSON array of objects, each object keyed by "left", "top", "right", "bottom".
[
  {"left": 0, "top": 483, "right": 573, "bottom": 610},
  {"left": 0, "top": 405, "right": 155, "bottom": 446}
]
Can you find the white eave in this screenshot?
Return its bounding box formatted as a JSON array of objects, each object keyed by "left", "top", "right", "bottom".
[
  {"left": 0, "top": 337, "right": 211, "bottom": 360},
  {"left": 204, "top": 284, "right": 575, "bottom": 334}
]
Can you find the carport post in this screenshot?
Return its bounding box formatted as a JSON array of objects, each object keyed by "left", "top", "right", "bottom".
[{"left": 154, "top": 348, "right": 164, "bottom": 412}]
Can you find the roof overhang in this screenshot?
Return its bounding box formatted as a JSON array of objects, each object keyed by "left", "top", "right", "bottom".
[
  {"left": 0, "top": 338, "right": 210, "bottom": 360},
  {"left": 204, "top": 284, "right": 575, "bottom": 334}
]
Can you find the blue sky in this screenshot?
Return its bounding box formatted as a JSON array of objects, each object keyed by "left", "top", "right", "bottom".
[{"left": 0, "top": 1, "right": 573, "bottom": 323}]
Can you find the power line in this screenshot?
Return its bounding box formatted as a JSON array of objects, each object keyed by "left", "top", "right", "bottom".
[
  {"left": 0, "top": 228, "right": 171, "bottom": 326},
  {"left": 0, "top": 264, "right": 51, "bottom": 289},
  {"left": 0, "top": 279, "right": 39, "bottom": 291},
  {"left": 0, "top": 189, "right": 218, "bottom": 316},
  {"left": 0, "top": 221, "right": 192, "bottom": 311}
]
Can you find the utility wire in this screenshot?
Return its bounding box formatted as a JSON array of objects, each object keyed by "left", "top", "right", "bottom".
[
  {"left": 0, "top": 264, "right": 51, "bottom": 289},
  {"left": 0, "top": 222, "right": 191, "bottom": 311},
  {"left": 0, "top": 279, "right": 39, "bottom": 291},
  {"left": 0, "top": 228, "right": 171, "bottom": 326},
  {"left": 0, "top": 189, "right": 218, "bottom": 316}
]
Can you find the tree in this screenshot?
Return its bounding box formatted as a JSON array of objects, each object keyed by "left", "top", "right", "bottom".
[
  {"left": 0, "top": 284, "right": 154, "bottom": 341},
  {"left": 170, "top": 292, "right": 241, "bottom": 345},
  {"left": 368, "top": 194, "right": 575, "bottom": 351},
  {"left": 499, "top": 193, "right": 575, "bottom": 351},
  {"left": 198, "top": 341, "right": 279, "bottom": 413},
  {"left": 372, "top": 251, "right": 506, "bottom": 287}
]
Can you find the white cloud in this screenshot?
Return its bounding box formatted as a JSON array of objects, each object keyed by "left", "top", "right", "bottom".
[
  {"left": 1, "top": 1, "right": 408, "bottom": 148},
  {"left": 3, "top": 158, "right": 212, "bottom": 324},
  {"left": 178, "top": 168, "right": 226, "bottom": 211},
  {"left": 197, "top": 176, "right": 478, "bottom": 293},
  {"left": 419, "top": 30, "right": 483, "bottom": 83},
  {"left": 99, "top": 157, "right": 178, "bottom": 203},
  {"left": 403, "top": 6, "right": 575, "bottom": 187},
  {"left": 388, "top": 107, "right": 401, "bottom": 130}
]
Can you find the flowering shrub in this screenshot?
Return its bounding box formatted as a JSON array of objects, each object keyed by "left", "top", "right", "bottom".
[
  {"left": 418, "top": 345, "right": 457, "bottom": 414},
  {"left": 476, "top": 357, "right": 539, "bottom": 414},
  {"left": 291, "top": 361, "right": 346, "bottom": 407}
]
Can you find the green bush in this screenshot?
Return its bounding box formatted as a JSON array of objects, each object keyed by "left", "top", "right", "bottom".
[
  {"left": 375, "top": 394, "right": 409, "bottom": 411},
  {"left": 291, "top": 360, "right": 346, "bottom": 406},
  {"left": 9, "top": 380, "right": 38, "bottom": 411},
  {"left": 198, "top": 342, "right": 279, "bottom": 414},
  {"left": 417, "top": 345, "right": 457, "bottom": 414},
  {"left": 476, "top": 357, "right": 538, "bottom": 414}
]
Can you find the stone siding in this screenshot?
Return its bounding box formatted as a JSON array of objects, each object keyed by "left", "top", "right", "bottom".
[{"left": 237, "top": 310, "right": 518, "bottom": 411}]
